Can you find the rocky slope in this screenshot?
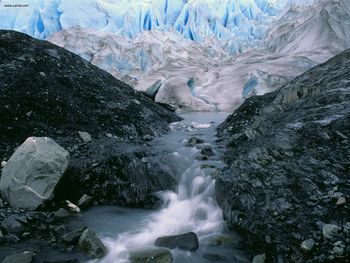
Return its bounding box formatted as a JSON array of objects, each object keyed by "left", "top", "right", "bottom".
[
  {"left": 216, "top": 48, "right": 350, "bottom": 262},
  {"left": 0, "top": 29, "right": 181, "bottom": 208}
]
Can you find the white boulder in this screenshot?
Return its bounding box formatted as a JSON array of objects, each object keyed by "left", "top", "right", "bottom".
[{"left": 0, "top": 137, "right": 69, "bottom": 210}]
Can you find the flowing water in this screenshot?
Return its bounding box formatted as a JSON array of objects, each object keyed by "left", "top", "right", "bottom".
[{"left": 75, "top": 112, "right": 249, "bottom": 263}]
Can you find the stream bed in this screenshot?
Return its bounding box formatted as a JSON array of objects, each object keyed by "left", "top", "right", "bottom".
[{"left": 71, "top": 112, "right": 250, "bottom": 263}]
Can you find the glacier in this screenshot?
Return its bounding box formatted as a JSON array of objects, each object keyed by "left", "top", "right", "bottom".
[
  {"left": 0, "top": 0, "right": 313, "bottom": 53},
  {"left": 49, "top": 0, "right": 350, "bottom": 112},
  {"left": 3, "top": 0, "right": 346, "bottom": 112}
]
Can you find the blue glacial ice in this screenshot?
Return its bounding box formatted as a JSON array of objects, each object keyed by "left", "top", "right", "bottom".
[{"left": 0, "top": 0, "right": 314, "bottom": 53}]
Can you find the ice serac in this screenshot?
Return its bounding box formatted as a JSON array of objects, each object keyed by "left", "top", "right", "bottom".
[
  {"left": 49, "top": 28, "right": 225, "bottom": 111},
  {"left": 0, "top": 0, "right": 287, "bottom": 53}
]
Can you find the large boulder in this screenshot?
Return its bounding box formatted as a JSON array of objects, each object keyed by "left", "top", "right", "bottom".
[
  {"left": 154, "top": 232, "right": 199, "bottom": 251},
  {"left": 0, "top": 137, "right": 69, "bottom": 210},
  {"left": 78, "top": 228, "right": 107, "bottom": 258}
]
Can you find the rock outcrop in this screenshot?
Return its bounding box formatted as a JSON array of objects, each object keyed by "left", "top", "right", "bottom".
[
  {"left": 216, "top": 49, "right": 350, "bottom": 262},
  {"left": 0, "top": 137, "right": 69, "bottom": 210}
]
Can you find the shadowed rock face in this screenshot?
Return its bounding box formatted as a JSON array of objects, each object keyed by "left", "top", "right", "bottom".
[
  {"left": 0, "top": 30, "right": 181, "bottom": 208},
  {"left": 216, "top": 49, "right": 350, "bottom": 262}
]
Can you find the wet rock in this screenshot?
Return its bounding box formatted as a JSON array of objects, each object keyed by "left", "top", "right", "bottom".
[
  {"left": 209, "top": 234, "right": 242, "bottom": 247},
  {"left": 142, "top": 134, "right": 154, "bottom": 141},
  {"left": 77, "top": 194, "right": 92, "bottom": 208},
  {"left": 300, "top": 238, "right": 315, "bottom": 252},
  {"left": 0, "top": 137, "right": 69, "bottom": 210},
  {"left": 78, "top": 228, "right": 107, "bottom": 258},
  {"left": 78, "top": 131, "right": 92, "bottom": 143},
  {"left": 252, "top": 253, "right": 266, "bottom": 263},
  {"left": 201, "top": 146, "right": 214, "bottom": 157},
  {"left": 1, "top": 214, "right": 26, "bottom": 234},
  {"left": 62, "top": 227, "right": 85, "bottom": 245},
  {"left": 323, "top": 224, "right": 341, "bottom": 239},
  {"left": 186, "top": 137, "right": 204, "bottom": 147},
  {"left": 1, "top": 251, "right": 35, "bottom": 263},
  {"left": 129, "top": 248, "right": 173, "bottom": 263},
  {"left": 155, "top": 232, "right": 199, "bottom": 251}
]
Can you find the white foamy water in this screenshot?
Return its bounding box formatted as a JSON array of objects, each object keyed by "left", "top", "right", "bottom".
[{"left": 91, "top": 112, "right": 234, "bottom": 263}]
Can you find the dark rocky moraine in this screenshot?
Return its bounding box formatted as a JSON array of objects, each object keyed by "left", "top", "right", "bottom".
[
  {"left": 0, "top": 30, "right": 181, "bottom": 261},
  {"left": 216, "top": 49, "right": 350, "bottom": 262},
  {"left": 0, "top": 30, "right": 181, "bottom": 208}
]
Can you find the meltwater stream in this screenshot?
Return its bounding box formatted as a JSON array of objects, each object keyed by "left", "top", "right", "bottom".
[{"left": 77, "top": 113, "right": 249, "bottom": 263}]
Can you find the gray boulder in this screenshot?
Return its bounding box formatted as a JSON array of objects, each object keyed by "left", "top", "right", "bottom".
[
  {"left": 78, "top": 228, "right": 107, "bottom": 258},
  {"left": 77, "top": 194, "right": 92, "bottom": 208},
  {"left": 0, "top": 137, "right": 69, "bottom": 210},
  {"left": 1, "top": 215, "right": 26, "bottom": 234},
  {"left": 154, "top": 232, "right": 199, "bottom": 251},
  {"left": 129, "top": 248, "right": 173, "bottom": 263},
  {"left": 1, "top": 251, "right": 35, "bottom": 263}
]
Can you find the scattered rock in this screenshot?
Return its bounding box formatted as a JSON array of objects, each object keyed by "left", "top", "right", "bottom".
[
  {"left": 216, "top": 48, "right": 350, "bottom": 263},
  {"left": 78, "top": 131, "right": 92, "bottom": 143},
  {"left": 1, "top": 214, "right": 26, "bottom": 234},
  {"left": 322, "top": 224, "right": 341, "bottom": 239},
  {"left": 332, "top": 240, "right": 346, "bottom": 256},
  {"left": 65, "top": 201, "right": 80, "bottom": 213},
  {"left": 62, "top": 227, "right": 85, "bottom": 245},
  {"left": 142, "top": 134, "right": 153, "bottom": 141},
  {"left": 336, "top": 197, "right": 346, "bottom": 206},
  {"left": 201, "top": 146, "right": 214, "bottom": 157},
  {"left": 26, "top": 111, "right": 33, "bottom": 118},
  {"left": 78, "top": 228, "right": 107, "bottom": 258},
  {"left": 0, "top": 161, "right": 6, "bottom": 168},
  {"left": 132, "top": 99, "right": 141, "bottom": 105},
  {"left": 77, "top": 194, "right": 92, "bottom": 208},
  {"left": 186, "top": 137, "right": 204, "bottom": 147},
  {"left": 0, "top": 137, "right": 69, "bottom": 210},
  {"left": 154, "top": 232, "right": 199, "bottom": 251},
  {"left": 1, "top": 251, "right": 35, "bottom": 263},
  {"left": 300, "top": 238, "right": 315, "bottom": 252},
  {"left": 129, "top": 248, "right": 173, "bottom": 263},
  {"left": 209, "top": 234, "right": 242, "bottom": 247},
  {"left": 54, "top": 208, "right": 70, "bottom": 218},
  {"left": 252, "top": 253, "right": 266, "bottom": 263}
]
